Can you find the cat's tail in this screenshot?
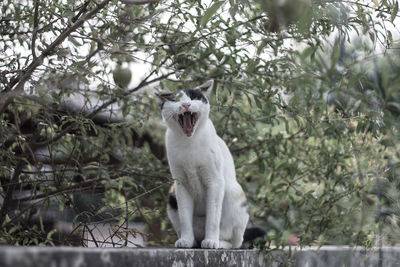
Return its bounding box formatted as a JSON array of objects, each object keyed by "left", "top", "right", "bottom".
[{"left": 243, "top": 227, "right": 266, "bottom": 243}]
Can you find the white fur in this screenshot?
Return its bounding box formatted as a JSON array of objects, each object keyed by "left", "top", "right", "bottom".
[{"left": 161, "top": 81, "right": 249, "bottom": 249}]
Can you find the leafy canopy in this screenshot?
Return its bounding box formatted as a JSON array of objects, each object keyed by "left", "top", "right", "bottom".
[{"left": 0, "top": 0, "right": 399, "bottom": 247}]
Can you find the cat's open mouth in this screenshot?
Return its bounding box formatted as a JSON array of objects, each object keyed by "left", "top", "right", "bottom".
[{"left": 176, "top": 112, "right": 199, "bottom": 136}]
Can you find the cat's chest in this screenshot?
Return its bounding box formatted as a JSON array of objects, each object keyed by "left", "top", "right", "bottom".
[
  {"left": 169, "top": 145, "right": 219, "bottom": 180},
  {"left": 181, "top": 163, "right": 206, "bottom": 192},
  {"left": 167, "top": 140, "right": 218, "bottom": 192},
  {"left": 167, "top": 132, "right": 218, "bottom": 166},
  {"left": 173, "top": 147, "right": 214, "bottom": 182},
  {"left": 179, "top": 162, "right": 209, "bottom": 212}
]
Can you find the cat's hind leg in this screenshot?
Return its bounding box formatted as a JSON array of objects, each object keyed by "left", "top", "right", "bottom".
[
  {"left": 231, "top": 203, "right": 249, "bottom": 248},
  {"left": 222, "top": 188, "right": 250, "bottom": 248},
  {"left": 231, "top": 224, "right": 246, "bottom": 248}
]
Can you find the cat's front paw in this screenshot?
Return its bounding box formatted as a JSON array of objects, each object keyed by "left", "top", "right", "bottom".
[
  {"left": 201, "top": 239, "right": 219, "bottom": 249},
  {"left": 175, "top": 238, "right": 195, "bottom": 248}
]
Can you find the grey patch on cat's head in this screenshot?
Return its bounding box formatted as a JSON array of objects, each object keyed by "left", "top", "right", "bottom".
[
  {"left": 155, "top": 80, "right": 213, "bottom": 108},
  {"left": 183, "top": 89, "right": 208, "bottom": 104},
  {"left": 182, "top": 80, "right": 214, "bottom": 104}
]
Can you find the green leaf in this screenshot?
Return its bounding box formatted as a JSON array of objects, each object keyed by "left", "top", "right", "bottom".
[
  {"left": 387, "top": 30, "right": 393, "bottom": 46},
  {"left": 368, "top": 31, "right": 375, "bottom": 43},
  {"left": 381, "top": 71, "right": 389, "bottom": 89},
  {"left": 331, "top": 39, "right": 341, "bottom": 68},
  {"left": 300, "top": 47, "right": 314, "bottom": 62},
  {"left": 352, "top": 99, "right": 362, "bottom": 111},
  {"left": 391, "top": 1, "right": 398, "bottom": 23},
  {"left": 246, "top": 59, "right": 257, "bottom": 73},
  {"left": 254, "top": 97, "right": 263, "bottom": 109},
  {"left": 259, "top": 159, "right": 266, "bottom": 173},
  {"left": 228, "top": 4, "right": 237, "bottom": 18},
  {"left": 200, "top": 1, "right": 225, "bottom": 28},
  {"left": 68, "top": 36, "right": 82, "bottom": 47},
  {"left": 387, "top": 101, "right": 400, "bottom": 112},
  {"left": 257, "top": 39, "right": 269, "bottom": 55},
  {"left": 3, "top": 214, "right": 11, "bottom": 226}
]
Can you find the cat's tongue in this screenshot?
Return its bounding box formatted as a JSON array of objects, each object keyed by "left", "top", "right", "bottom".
[{"left": 182, "top": 112, "right": 194, "bottom": 136}]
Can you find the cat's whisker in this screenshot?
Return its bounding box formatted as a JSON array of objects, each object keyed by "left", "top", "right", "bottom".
[{"left": 166, "top": 112, "right": 175, "bottom": 122}]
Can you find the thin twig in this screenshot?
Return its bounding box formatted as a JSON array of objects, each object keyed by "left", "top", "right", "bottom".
[
  {"left": 85, "top": 224, "right": 99, "bottom": 247},
  {"left": 88, "top": 71, "right": 176, "bottom": 119},
  {"left": 31, "top": 0, "right": 40, "bottom": 59},
  {"left": 71, "top": 0, "right": 91, "bottom": 23}
]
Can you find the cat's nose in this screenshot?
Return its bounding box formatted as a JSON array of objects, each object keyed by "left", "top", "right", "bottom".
[{"left": 181, "top": 103, "right": 191, "bottom": 110}]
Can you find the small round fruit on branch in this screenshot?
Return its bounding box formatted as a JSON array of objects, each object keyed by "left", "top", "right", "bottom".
[
  {"left": 113, "top": 64, "right": 132, "bottom": 89},
  {"left": 259, "top": 0, "right": 313, "bottom": 32}
]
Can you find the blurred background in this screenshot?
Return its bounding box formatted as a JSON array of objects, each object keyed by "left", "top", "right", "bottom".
[{"left": 0, "top": 0, "right": 399, "bottom": 248}]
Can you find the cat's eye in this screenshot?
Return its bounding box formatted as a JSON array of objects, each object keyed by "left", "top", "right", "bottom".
[
  {"left": 157, "top": 90, "right": 175, "bottom": 101},
  {"left": 156, "top": 90, "right": 183, "bottom": 102}
]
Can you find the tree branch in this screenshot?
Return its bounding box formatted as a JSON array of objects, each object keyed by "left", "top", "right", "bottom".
[
  {"left": 1, "top": 0, "right": 158, "bottom": 115},
  {"left": 15, "top": 171, "right": 169, "bottom": 203},
  {"left": 120, "top": 0, "right": 156, "bottom": 5},
  {"left": 0, "top": 0, "right": 113, "bottom": 115},
  {"left": 71, "top": 0, "right": 91, "bottom": 23},
  {"left": 0, "top": 161, "right": 24, "bottom": 226}
]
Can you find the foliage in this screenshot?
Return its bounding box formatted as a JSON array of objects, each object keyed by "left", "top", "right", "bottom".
[{"left": 0, "top": 0, "right": 399, "bottom": 248}]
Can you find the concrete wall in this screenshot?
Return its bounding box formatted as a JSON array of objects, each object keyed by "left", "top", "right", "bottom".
[
  {"left": 0, "top": 246, "right": 399, "bottom": 267},
  {"left": 270, "top": 246, "right": 400, "bottom": 267},
  {"left": 0, "top": 247, "right": 264, "bottom": 267}
]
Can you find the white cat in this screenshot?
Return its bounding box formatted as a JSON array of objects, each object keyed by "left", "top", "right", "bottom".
[{"left": 157, "top": 80, "right": 250, "bottom": 249}]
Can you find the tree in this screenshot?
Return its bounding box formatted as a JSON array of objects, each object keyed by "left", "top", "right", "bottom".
[{"left": 0, "top": 0, "right": 399, "bottom": 247}]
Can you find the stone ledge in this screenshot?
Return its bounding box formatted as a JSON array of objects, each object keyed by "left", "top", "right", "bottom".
[
  {"left": 0, "top": 246, "right": 399, "bottom": 267},
  {"left": 285, "top": 246, "right": 400, "bottom": 267},
  {"left": 0, "top": 247, "right": 264, "bottom": 267}
]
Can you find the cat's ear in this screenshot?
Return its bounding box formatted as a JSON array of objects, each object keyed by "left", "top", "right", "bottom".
[{"left": 196, "top": 80, "right": 214, "bottom": 96}]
